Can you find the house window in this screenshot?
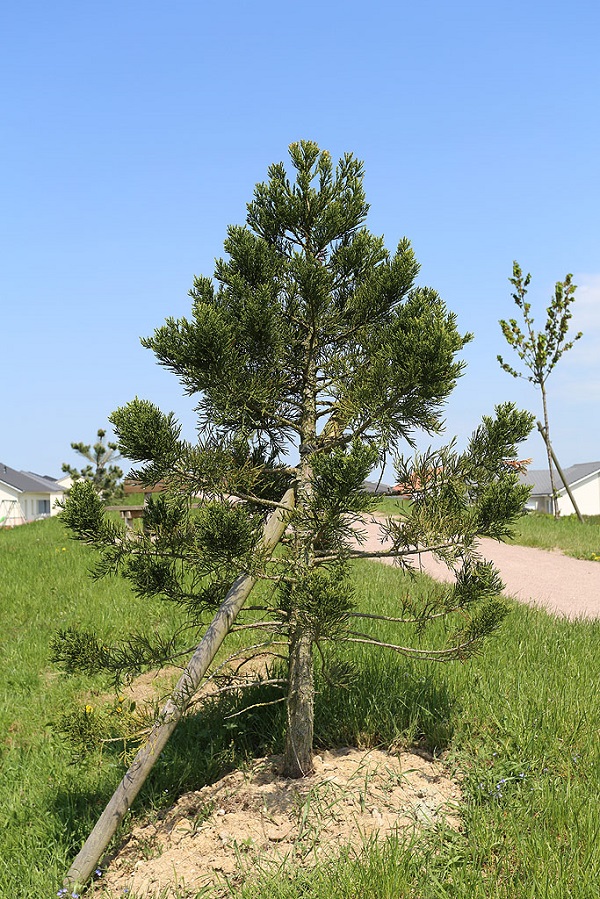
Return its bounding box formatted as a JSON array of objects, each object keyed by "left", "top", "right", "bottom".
[{"left": 37, "top": 499, "right": 50, "bottom": 516}]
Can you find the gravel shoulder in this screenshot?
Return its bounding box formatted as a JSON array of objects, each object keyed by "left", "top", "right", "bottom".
[{"left": 361, "top": 517, "right": 600, "bottom": 620}]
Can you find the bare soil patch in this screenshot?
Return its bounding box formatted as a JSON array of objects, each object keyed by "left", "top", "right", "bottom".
[{"left": 92, "top": 747, "right": 460, "bottom": 898}]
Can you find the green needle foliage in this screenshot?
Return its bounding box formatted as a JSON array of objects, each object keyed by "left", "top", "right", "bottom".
[
  {"left": 57, "top": 142, "right": 533, "bottom": 778},
  {"left": 498, "top": 262, "right": 582, "bottom": 517}
]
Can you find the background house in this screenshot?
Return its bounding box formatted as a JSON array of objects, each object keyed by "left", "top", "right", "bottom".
[
  {"left": 362, "top": 479, "right": 392, "bottom": 495},
  {"left": 520, "top": 462, "right": 600, "bottom": 516},
  {"left": 0, "top": 463, "right": 67, "bottom": 526}
]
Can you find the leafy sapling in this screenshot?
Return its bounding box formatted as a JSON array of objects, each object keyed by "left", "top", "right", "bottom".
[{"left": 498, "top": 262, "right": 582, "bottom": 517}]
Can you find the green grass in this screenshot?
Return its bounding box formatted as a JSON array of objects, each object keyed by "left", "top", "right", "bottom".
[
  {"left": 373, "top": 495, "right": 410, "bottom": 516},
  {"left": 1, "top": 518, "right": 599, "bottom": 897},
  {"left": 510, "top": 512, "right": 600, "bottom": 560}
]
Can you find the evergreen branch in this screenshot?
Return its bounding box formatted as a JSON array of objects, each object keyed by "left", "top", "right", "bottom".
[
  {"left": 347, "top": 607, "right": 466, "bottom": 624},
  {"left": 201, "top": 678, "right": 288, "bottom": 698},
  {"left": 343, "top": 633, "right": 482, "bottom": 660},
  {"left": 224, "top": 696, "right": 286, "bottom": 719},
  {"left": 229, "top": 620, "right": 285, "bottom": 632},
  {"left": 231, "top": 491, "right": 298, "bottom": 511},
  {"left": 201, "top": 642, "right": 288, "bottom": 687},
  {"left": 314, "top": 541, "right": 462, "bottom": 564}
]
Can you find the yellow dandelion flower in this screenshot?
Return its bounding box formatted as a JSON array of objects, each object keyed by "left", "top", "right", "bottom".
[{"left": 85, "top": 704, "right": 94, "bottom": 714}]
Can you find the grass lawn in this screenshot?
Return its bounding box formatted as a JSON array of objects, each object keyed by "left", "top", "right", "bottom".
[
  {"left": 1, "top": 516, "right": 599, "bottom": 897},
  {"left": 509, "top": 512, "right": 600, "bottom": 560}
]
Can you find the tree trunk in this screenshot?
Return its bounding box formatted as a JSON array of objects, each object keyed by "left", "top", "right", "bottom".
[
  {"left": 282, "top": 331, "right": 318, "bottom": 778},
  {"left": 537, "top": 421, "right": 584, "bottom": 524},
  {"left": 284, "top": 621, "right": 315, "bottom": 777},
  {"left": 540, "top": 384, "right": 559, "bottom": 518}
]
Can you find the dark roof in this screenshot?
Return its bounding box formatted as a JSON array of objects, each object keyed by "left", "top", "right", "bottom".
[
  {"left": 362, "top": 480, "right": 393, "bottom": 495},
  {"left": 0, "top": 463, "right": 65, "bottom": 494},
  {"left": 519, "top": 462, "right": 600, "bottom": 496}
]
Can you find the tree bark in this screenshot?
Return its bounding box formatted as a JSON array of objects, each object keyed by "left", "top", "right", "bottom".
[
  {"left": 537, "top": 421, "right": 584, "bottom": 524},
  {"left": 540, "top": 384, "right": 560, "bottom": 518},
  {"left": 284, "top": 621, "right": 315, "bottom": 777},
  {"left": 283, "top": 332, "right": 317, "bottom": 778}
]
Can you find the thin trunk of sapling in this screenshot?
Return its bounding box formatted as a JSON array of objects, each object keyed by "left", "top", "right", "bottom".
[
  {"left": 283, "top": 335, "right": 317, "bottom": 778},
  {"left": 285, "top": 620, "right": 315, "bottom": 777},
  {"left": 540, "top": 383, "right": 560, "bottom": 518}
]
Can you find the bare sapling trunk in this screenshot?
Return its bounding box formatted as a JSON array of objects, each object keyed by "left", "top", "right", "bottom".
[
  {"left": 284, "top": 622, "right": 315, "bottom": 777},
  {"left": 536, "top": 420, "right": 584, "bottom": 524},
  {"left": 541, "top": 385, "right": 560, "bottom": 518},
  {"left": 283, "top": 341, "right": 317, "bottom": 777}
]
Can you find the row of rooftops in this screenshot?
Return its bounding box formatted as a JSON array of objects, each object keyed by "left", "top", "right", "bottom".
[
  {"left": 2, "top": 460, "right": 600, "bottom": 500},
  {"left": 0, "top": 463, "right": 66, "bottom": 495},
  {"left": 365, "top": 460, "right": 600, "bottom": 497},
  {"left": 519, "top": 461, "right": 600, "bottom": 496}
]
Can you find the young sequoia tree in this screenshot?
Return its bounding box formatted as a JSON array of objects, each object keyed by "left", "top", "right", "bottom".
[
  {"left": 62, "top": 428, "right": 124, "bottom": 502},
  {"left": 57, "top": 142, "right": 532, "bottom": 778}
]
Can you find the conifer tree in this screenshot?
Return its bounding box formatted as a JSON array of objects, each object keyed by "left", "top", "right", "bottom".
[
  {"left": 57, "top": 143, "right": 533, "bottom": 778},
  {"left": 62, "top": 428, "right": 123, "bottom": 502}
]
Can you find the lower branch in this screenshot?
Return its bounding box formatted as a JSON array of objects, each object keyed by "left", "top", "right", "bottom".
[
  {"left": 315, "top": 542, "right": 463, "bottom": 564},
  {"left": 348, "top": 603, "right": 468, "bottom": 624},
  {"left": 344, "top": 632, "right": 481, "bottom": 661},
  {"left": 224, "top": 696, "right": 286, "bottom": 720}
]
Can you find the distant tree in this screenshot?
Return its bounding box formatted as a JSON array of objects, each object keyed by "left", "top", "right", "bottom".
[
  {"left": 57, "top": 142, "right": 533, "bottom": 779},
  {"left": 498, "top": 262, "right": 582, "bottom": 518},
  {"left": 62, "top": 429, "right": 124, "bottom": 502}
]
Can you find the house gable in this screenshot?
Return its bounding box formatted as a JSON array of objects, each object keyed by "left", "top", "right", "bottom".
[
  {"left": 0, "top": 462, "right": 67, "bottom": 526},
  {"left": 519, "top": 461, "right": 600, "bottom": 516}
]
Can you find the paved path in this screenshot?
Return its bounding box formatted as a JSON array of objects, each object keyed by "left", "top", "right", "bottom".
[{"left": 359, "top": 517, "right": 600, "bottom": 621}]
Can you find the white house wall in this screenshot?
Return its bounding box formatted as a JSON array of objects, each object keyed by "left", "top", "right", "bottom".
[
  {"left": 0, "top": 483, "right": 26, "bottom": 525},
  {"left": 557, "top": 474, "right": 600, "bottom": 516},
  {"left": 27, "top": 491, "right": 64, "bottom": 519},
  {"left": 0, "top": 483, "right": 64, "bottom": 526},
  {"left": 528, "top": 494, "right": 552, "bottom": 514}
]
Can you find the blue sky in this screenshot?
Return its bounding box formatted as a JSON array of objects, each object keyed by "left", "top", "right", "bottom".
[{"left": 2, "top": 0, "right": 598, "bottom": 481}]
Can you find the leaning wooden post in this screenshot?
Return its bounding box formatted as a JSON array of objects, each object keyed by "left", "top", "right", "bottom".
[
  {"left": 536, "top": 421, "right": 584, "bottom": 523},
  {"left": 63, "top": 487, "right": 295, "bottom": 892}
]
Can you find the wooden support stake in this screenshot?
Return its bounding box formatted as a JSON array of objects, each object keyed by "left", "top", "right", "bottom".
[
  {"left": 63, "top": 487, "right": 295, "bottom": 891},
  {"left": 536, "top": 421, "right": 584, "bottom": 523}
]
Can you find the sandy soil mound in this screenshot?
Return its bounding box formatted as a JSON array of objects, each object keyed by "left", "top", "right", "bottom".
[{"left": 92, "top": 747, "right": 460, "bottom": 898}]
